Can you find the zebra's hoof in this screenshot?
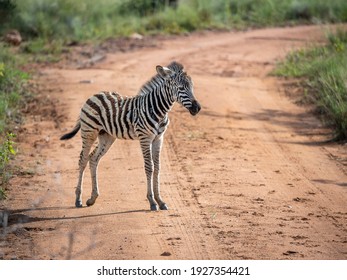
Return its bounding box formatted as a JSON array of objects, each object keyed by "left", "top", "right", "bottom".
[
  {"left": 86, "top": 199, "right": 95, "bottom": 207},
  {"left": 150, "top": 204, "right": 158, "bottom": 211},
  {"left": 159, "top": 204, "right": 168, "bottom": 210},
  {"left": 75, "top": 200, "right": 83, "bottom": 208}
]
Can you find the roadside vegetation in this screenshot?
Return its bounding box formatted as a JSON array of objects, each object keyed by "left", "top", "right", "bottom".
[
  {"left": 0, "top": 42, "right": 29, "bottom": 199},
  {"left": 274, "top": 28, "right": 347, "bottom": 140},
  {"left": 1, "top": 0, "right": 347, "bottom": 42},
  {"left": 0, "top": 0, "right": 347, "bottom": 199},
  {"left": 1, "top": 0, "right": 346, "bottom": 56}
]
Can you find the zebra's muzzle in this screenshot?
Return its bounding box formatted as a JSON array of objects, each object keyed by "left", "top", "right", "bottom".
[{"left": 189, "top": 100, "right": 201, "bottom": 116}]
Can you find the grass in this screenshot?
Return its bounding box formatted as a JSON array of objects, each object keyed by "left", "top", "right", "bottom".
[
  {"left": 0, "top": 132, "right": 16, "bottom": 189},
  {"left": 0, "top": 1, "right": 346, "bottom": 64},
  {"left": 0, "top": 187, "right": 7, "bottom": 200},
  {"left": 0, "top": 44, "right": 29, "bottom": 133},
  {"left": 0, "top": 44, "right": 29, "bottom": 198},
  {"left": 274, "top": 28, "right": 347, "bottom": 140},
  {"left": 1, "top": 0, "right": 347, "bottom": 43}
]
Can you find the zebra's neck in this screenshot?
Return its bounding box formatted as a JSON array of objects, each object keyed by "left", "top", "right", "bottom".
[{"left": 137, "top": 75, "right": 176, "bottom": 120}]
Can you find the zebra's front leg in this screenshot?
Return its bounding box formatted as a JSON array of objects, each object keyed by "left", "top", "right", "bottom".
[
  {"left": 152, "top": 135, "right": 168, "bottom": 210},
  {"left": 140, "top": 137, "right": 157, "bottom": 211},
  {"left": 87, "top": 132, "right": 115, "bottom": 206}
]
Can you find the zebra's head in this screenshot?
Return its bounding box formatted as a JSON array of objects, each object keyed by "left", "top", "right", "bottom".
[{"left": 156, "top": 62, "right": 201, "bottom": 116}]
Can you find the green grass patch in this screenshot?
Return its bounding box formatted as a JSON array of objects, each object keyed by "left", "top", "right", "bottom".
[
  {"left": 0, "top": 187, "right": 7, "bottom": 200},
  {"left": 274, "top": 28, "right": 347, "bottom": 140},
  {"left": 2, "top": 0, "right": 347, "bottom": 45},
  {"left": 0, "top": 132, "right": 16, "bottom": 189},
  {"left": 0, "top": 43, "right": 29, "bottom": 196},
  {"left": 0, "top": 44, "right": 29, "bottom": 133}
]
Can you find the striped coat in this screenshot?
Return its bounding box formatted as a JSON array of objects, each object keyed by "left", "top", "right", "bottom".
[{"left": 61, "top": 62, "right": 201, "bottom": 210}]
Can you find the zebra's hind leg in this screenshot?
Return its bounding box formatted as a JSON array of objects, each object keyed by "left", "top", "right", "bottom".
[
  {"left": 152, "top": 135, "right": 168, "bottom": 210},
  {"left": 86, "top": 131, "right": 115, "bottom": 207},
  {"left": 75, "top": 130, "right": 98, "bottom": 208}
]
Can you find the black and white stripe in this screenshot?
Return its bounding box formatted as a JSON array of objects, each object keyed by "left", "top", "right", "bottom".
[{"left": 60, "top": 61, "right": 201, "bottom": 210}]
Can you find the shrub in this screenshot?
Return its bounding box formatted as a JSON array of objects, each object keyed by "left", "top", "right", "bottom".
[{"left": 0, "top": 0, "right": 16, "bottom": 26}]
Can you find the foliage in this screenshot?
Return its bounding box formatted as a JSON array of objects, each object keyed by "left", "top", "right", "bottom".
[
  {"left": 1, "top": 0, "right": 347, "bottom": 44},
  {"left": 274, "top": 29, "right": 347, "bottom": 140},
  {"left": 118, "top": 0, "right": 177, "bottom": 17},
  {"left": 0, "top": 132, "right": 16, "bottom": 189},
  {"left": 0, "top": 186, "right": 7, "bottom": 199},
  {"left": 0, "top": 45, "right": 29, "bottom": 133},
  {"left": 0, "top": 0, "right": 16, "bottom": 25},
  {"left": 0, "top": 44, "right": 29, "bottom": 197}
]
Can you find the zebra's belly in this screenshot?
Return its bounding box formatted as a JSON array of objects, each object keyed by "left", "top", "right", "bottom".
[{"left": 111, "top": 125, "right": 137, "bottom": 140}]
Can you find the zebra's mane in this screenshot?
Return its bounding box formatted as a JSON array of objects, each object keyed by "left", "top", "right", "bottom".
[
  {"left": 137, "top": 74, "right": 165, "bottom": 96},
  {"left": 137, "top": 62, "right": 184, "bottom": 96}
]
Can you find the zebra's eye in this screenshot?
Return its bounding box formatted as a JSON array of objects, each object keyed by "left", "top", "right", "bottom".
[{"left": 178, "top": 86, "right": 185, "bottom": 91}]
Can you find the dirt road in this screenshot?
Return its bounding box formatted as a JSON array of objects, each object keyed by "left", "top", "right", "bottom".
[{"left": 2, "top": 25, "right": 347, "bottom": 260}]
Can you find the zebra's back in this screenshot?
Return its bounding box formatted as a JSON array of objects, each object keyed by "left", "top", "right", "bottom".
[{"left": 80, "top": 91, "right": 137, "bottom": 140}]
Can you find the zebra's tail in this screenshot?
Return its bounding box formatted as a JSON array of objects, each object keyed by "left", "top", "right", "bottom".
[{"left": 60, "top": 121, "right": 81, "bottom": 140}]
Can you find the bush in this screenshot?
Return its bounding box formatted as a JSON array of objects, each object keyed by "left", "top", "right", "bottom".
[
  {"left": 118, "top": 0, "right": 177, "bottom": 17},
  {"left": 0, "top": 0, "right": 16, "bottom": 26}
]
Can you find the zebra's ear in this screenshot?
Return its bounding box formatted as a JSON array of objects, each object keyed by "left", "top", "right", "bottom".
[{"left": 156, "top": 65, "right": 175, "bottom": 80}]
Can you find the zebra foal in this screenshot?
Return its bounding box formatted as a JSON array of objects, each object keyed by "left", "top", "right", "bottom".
[{"left": 60, "top": 62, "right": 201, "bottom": 211}]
